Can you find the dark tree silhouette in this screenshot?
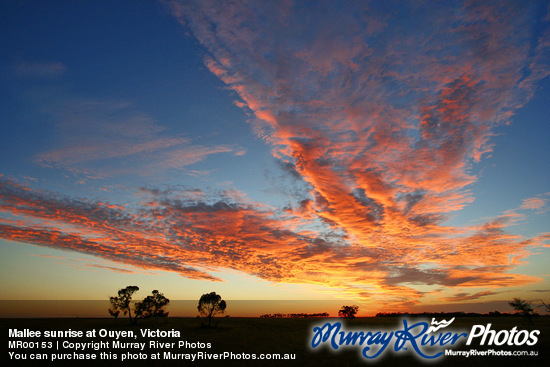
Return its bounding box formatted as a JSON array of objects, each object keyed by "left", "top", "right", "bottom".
[
  {"left": 541, "top": 299, "right": 550, "bottom": 313},
  {"left": 109, "top": 285, "right": 139, "bottom": 323},
  {"left": 198, "top": 292, "right": 226, "bottom": 327},
  {"left": 108, "top": 286, "right": 170, "bottom": 324},
  {"left": 509, "top": 298, "right": 536, "bottom": 324},
  {"left": 135, "top": 290, "right": 170, "bottom": 319},
  {"left": 338, "top": 305, "right": 359, "bottom": 318}
]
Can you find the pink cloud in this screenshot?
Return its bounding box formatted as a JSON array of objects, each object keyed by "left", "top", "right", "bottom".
[
  {"left": 159, "top": 0, "right": 550, "bottom": 304},
  {"left": 1, "top": 1, "right": 547, "bottom": 310},
  {"left": 521, "top": 195, "right": 549, "bottom": 212},
  {"left": 0, "top": 179, "right": 545, "bottom": 307}
]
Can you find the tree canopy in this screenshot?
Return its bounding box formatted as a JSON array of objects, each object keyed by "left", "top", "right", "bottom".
[
  {"left": 509, "top": 298, "right": 534, "bottom": 314},
  {"left": 109, "top": 285, "right": 139, "bottom": 322},
  {"left": 338, "top": 305, "right": 359, "bottom": 318},
  {"left": 108, "top": 286, "right": 169, "bottom": 324},
  {"left": 135, "top": 290, "right": 170, "bottom": 319},
  {"left": 509, "top": 297, "right": 536, "bottom": 324},
  {"left": 197, "top": 291, "right": 226, "bottom": 327}
]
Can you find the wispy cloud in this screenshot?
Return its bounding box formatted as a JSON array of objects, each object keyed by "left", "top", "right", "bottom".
[
  {"left": 13, "top": 61, "right": 66, "bottom": 78},
  {"left": 34, "top": 98, "right": 240, "bottom": 179},
  {"left": 173, "top": 0, "right": 548, "bottom": 302},
  {"left": 84, "top": 263, "right": 136, "bottom": 274},
  {"left": 0, "top": 179, "right": 544, "bottom": 307},
  {"left": 31, "top": 253, "right": 155, "bottom": 275},
  {"left": 172, "top": 0, "right": 547, "bottom": 203},
  {"left": 169, "top": 1, "right": 549, "bottom": 242},
  {"left": 440, "top": 291, "right": 499, "bottom": 303},
  {"left": 1, "top": 1, "right": 548, "bottom": 308},
  {"left": 521, "top": 193, "right": 550, "bottom": 213},
  {"left": 29, "top": 254, "right": 66, "bottom": 260}
]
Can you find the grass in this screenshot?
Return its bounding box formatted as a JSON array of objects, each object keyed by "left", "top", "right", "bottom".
[{"left": 1, "top": 316, "right": 549, "bottom": 366}]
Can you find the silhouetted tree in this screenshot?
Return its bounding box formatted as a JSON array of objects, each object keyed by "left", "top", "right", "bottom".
[
  {"left": 135, "top": 290, "right": 170, "bottom": 319},
  {"left": 540, "top": 299, "right": 550, "bottom": 313},
  {"left": 108, "top": 286, "right": 170, "bottom": 324},
  {"left": 338, "top": 305, "right": 359, "bottom": 318},
  {"left": 198, "top": 292, "right": 226, "bottom": 327},
  {"left": 109, "top": 286, "right": 139, "bottom": 323},
  {"left": 509, "top": 298, "right": 536, "bottom": 325}
]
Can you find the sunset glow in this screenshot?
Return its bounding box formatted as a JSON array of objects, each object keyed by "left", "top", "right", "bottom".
[{"left": 1, "top": 0, "right": 549, "bottom": 316}]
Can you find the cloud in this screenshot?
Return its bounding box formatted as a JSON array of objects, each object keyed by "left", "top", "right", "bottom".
[
  {"left": 84, "top": 264, "right": 136, "bottom": 274},
  {"left": 529, "top": 289, "right": 550, "bottom": 293},
  {"left": 30, "top": 253, "right": 141, "bottom": 274},
  {"left": 521, "top": 198, "right": 546, "bottom": 210},
  {"left": 34, "top": 98, "right": 239, "bottom": 179},
  {"left": 169, "top": 1, "right": 549, "bottom": 241},
  {"left": 1, "top": 1, "right": 548, "bottom": 308},
  {"left": 0, "top": 179, "right": 544, "bottom": 307},
  {"left": 171, "top": 0, "right": 548, "bottom": 302},
  {"left": 13, "top": 61, "right": 66, "bottom": 78},
  {"left": 440, "top": 291, "right": 499, "bottom": 303},
  {"left": 29, "top": 254, "right": 66, "bottom": 260},
  {"left": 520, "top": 193, "right": 550, "bottom": 213}
]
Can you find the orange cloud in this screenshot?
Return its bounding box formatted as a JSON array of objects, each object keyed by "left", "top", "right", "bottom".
[
  {"left": 0, "top": 178, "right": 545, "bottom": 307},
  {"left": 1, "top": 1, "right": 548, "bottom": 309},
  {"left": 521, "top": 194, "right": 550, "bottom": 213},
  {"left": 168, "top": 0, "right": 548, "bottom": 305}
]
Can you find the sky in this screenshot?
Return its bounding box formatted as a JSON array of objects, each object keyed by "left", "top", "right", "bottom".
[{"left": 0, "top": 0, "right": 549, "bottom": 316}]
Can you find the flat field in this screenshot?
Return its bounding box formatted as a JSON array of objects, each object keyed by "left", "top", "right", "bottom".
[{"left": 1, "top": 317, "right": 548, "bottom": 366}]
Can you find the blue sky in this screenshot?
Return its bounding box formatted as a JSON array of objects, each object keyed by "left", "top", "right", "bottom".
[{"left": 0, "top": 0, "right": 549, "bottom": 315}]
